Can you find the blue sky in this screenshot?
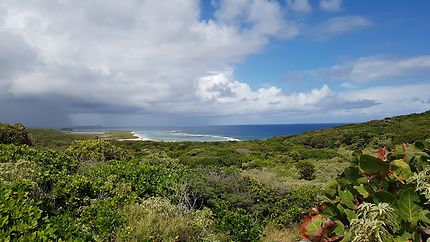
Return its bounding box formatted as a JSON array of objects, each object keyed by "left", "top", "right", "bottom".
[
  {"left": 232, "top": 0, "right": 430, "bottom": 92},
  {"left": 0, "top": 0, "right": 429, "bottom": 127}
]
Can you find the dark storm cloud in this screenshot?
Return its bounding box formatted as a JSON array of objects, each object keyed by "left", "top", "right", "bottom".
[
  {"left": 0, "top": 98, "right": 71, "bottom": 128},
  {"left": 0, "top": 31, "right": 39, "bottom": 79}
]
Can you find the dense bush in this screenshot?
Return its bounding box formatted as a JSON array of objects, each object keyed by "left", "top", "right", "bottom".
[
  {"left": 214, "top": 207, "right": 263, "bottom": 241},
  {"left": 0, "top": 181, "right": 55, "bottom": 240},
  {"left": 0, "top": 123, "right": 34, "bottom": 146},
  {"left": 65, "top": 139, "right": 129, "bottom": 167},
  {"left": 296, "top": 161, "right": 316, "bottom": 180},
  {"left": 271, "top": 185, "right": 321, "bottom": 225}
]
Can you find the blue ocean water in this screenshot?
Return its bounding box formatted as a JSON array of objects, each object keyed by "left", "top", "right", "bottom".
[
  {"left": 87, "top": 123, "right": 344, "bottom": 142},
  {"left": 74, "top": 123, "right": 344, "bottom": 142}
]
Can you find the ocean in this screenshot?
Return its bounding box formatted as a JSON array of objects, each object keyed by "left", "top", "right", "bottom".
[{"left": 75, "top": 123, "right": 345, "bottom": 142}]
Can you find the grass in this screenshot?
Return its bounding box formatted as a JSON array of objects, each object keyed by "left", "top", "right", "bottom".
[{"left": 30, "top": 129, "right": 138, "bottom": 150}]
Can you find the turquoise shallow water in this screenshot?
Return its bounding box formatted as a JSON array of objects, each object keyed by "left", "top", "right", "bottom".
[{"left": 75, "top": 123, "right": 345, "bottom": 142}]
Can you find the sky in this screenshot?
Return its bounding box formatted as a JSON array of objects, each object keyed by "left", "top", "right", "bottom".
[{"left": 0, "top": 0, "right": 429, "bottom": 127}]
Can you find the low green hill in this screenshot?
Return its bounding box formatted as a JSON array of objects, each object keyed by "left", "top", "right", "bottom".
[{"left": 0, "top": 111, "right": 428, "bottom": 241}]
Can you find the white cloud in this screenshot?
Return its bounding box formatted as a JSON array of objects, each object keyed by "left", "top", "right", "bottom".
[
  {"left": 339, "top": 83, "right": 430, "bottom": 116},
  {"left": 0, "top": 1, "right": 426, "bottom": 126},
  {"left": 0, "top": 0, "right": 302, "bottom": 125},
  {"left": 312, "top": 16, "right": 372, "bottom": 40},
  {"left": 319, "top": 0, "right": 342, "bottom": 12},
  {"left": 287, "top": 0, "right": 312, "bottom": 13},
  {"left": 317, "top": 55, "right": 430, "bottom": 82},
  {"left": 215, "top": 0, "right": 299, "bottom": 39},
  {"left": 194, "top": 70, "right": 376, "bottom": 115}
]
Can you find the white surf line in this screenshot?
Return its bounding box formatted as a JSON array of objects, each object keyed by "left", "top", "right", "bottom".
[
  {"left": 117, "top": 131, "right": 152, "bottom": 141},
  {"left": 170, "top": 130, "right": 241, "bottom": 141}
]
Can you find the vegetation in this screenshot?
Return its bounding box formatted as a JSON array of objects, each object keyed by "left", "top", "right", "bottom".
[
  {"left": 299, "top": 144, "right": 430, "bottom": 241},
  {"left": 0, "top": 123, "right": 34, "bottom": 146},
  {"left": 0, "top": 111, "right": 429, "bottom": 241},
  {"left": 30, "top": 129, "right": 139, "bottom": 150},
  {"left": 296, "top": 161, "right": 316, "bottom": 180}
]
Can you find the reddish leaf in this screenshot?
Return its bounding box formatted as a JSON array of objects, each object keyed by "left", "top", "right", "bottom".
[
  {"left": 299, "top": 205, "right": 342, "bottom": 242},
  {"left": 375, "top": 146, "right": 387, "bottom": 161}
]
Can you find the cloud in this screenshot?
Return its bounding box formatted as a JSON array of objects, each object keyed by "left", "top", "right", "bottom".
[
  {"left": 287, "top": 0, "right": 312, "bottom": 13},
  {"left": 0, "top": 30, "right": 39, "bottom": 80},
  {"left": 0, "top": 1, "right": 426, "bottom": 126},
  {"left": 312, "top": 16, "right": 372, "bottom": 40},
  {"left": 0, "top": 0, "right": 301, "bottom": 126},
  {"left": 319, "top": 0, "right": 342, "bottom": 12},
  {"left": 316, "top": 55, "right": 430, "bottom": 82},
  {"left": 338, "top": 83, "right": 430, "bottom": 117},
  {"left": 215, "top": 0, "right": 299, "bottom": 39},
  {"left": 195, "top": 70, "right": 377, "bottom": 115}
]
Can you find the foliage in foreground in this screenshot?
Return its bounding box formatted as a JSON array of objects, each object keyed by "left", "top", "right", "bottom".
[
  {"left": 300, "top": 143, "right": 430, "bottom": 241},
  {"left": 0, "top": 182, "right": 55, "bottom": 241}
]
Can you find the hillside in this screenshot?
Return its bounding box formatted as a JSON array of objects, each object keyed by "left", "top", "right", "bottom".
[{"left": 0, "top": 111, "right": 429, "bottom": 241}]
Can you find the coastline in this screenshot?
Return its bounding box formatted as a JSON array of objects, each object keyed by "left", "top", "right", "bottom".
[
  {"left": 62, "top": 123, "right": 344, "bottom": 142},
  {"left": 117, "top": 131, "right": 152, "bottom": 141}
]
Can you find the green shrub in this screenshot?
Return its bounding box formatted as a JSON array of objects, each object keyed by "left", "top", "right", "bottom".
[
  {"left": 117, "top": 197, "right": 219, "bottom": 242},
  {"left": 0, "top": 181, "right": 55, "bottom": 240},
  {"left": 288, "top": 150, "right": 302, "bottom": 162},
  {"left": 0, "top": 123, "right": 34, "bottom": 146},
  {"left": 0, "top": 144, "right": 78, "bottom": 173},
  {"left": 0, "top": 160, "right": 35, "bottom": 185},
  {"left": 65, "top": 139, "right": 129, "bottom": 167},
  {"left": 296, "top": 161, "right": 316, "bottom": 180},
  {"left": 84, "top": 159, "right": 179, "bottom": 199},
  {"left": 80, "top": 198, "right": 124, "bottom": 241},
  {"left": 271, "top": 185, "right": 320, "bottom": 226},
  {"left": 214, "top": 207, "right": 263, "bottom": 241},
  {"left": 48, "top": 213, "right": 93, "bottom": 241}
]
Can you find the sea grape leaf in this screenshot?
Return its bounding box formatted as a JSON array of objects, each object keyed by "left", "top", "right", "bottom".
[
  {"left": 390, "top": 146, "right": 406, "bottom": 160},
  {"left": 342, "top": 167, "right": 360, "bottom": 180},
  {"left": 353, "top": 184, "right": 370, "bottom": 198},
  {"left": 396, "top": 188, "right": 422, "bottom": 226},
  {"left": 375, "top": 147, "right": 387, "bottom": 161},
  {"left": 333, "top": 221, "right": 345, "bottom": 236},
  {"left": 339, "top": 189, "right": 355, "bottom": 209},
  {"left": 340, "top": 231, "right": 351, "bottom": 242},
  {"left": 324, "top": 180, "right": 338, "bottom": 198},
  {"left": 337, "top": 178, "right": 351, "bottom": 188},
  {"left": 344, "top": 209, "right": 356, "bottom": 223},
  {"left": 321, "top": 203, "right": 341, "bottom": 220},
  {"left": 355, "top": 177, "right": 367, "bottom": 185},
  {"left": 339, "top": 167, "right": 360, "bottom": 186},
  {"left": 390, "top": 159, "right": 412, "bottom": 180},
  {"left": 359, "top": 154, "right": 389, "bottom": 176},
  {"left": 336, "top": 204, "right": 345, "bottom": 214},
  {"left": 373, "top": 191, "right": 397, "bottom": 205},
  {"left": 305, "top": 214, "right": 324, "bottom": 236}
]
